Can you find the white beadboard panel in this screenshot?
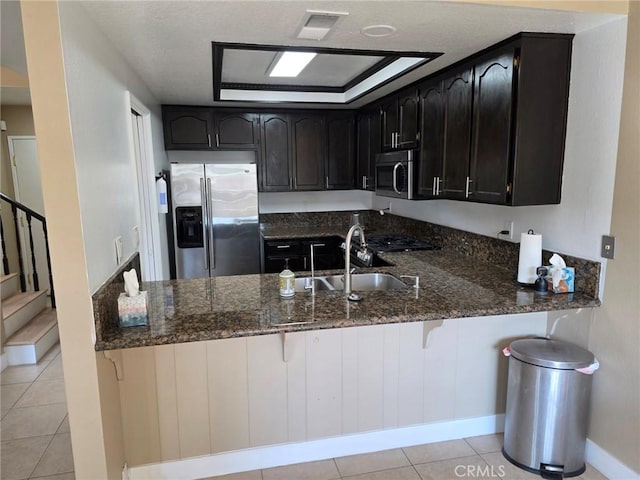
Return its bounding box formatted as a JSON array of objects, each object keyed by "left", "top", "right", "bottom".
[
  {"left": 175, "top": 341, "right": 211, "bottom": 458},
  {"left": 423, "top": 319, "right": 458, "bottom": 423},
  {"left": 206, "top": 337, "right": 250, "bottom": 453},
  {"left": 154, "top": 344, "right": 181, "bottom": 461},
  {"left": 454, "top": 313, "right": 547, "bottom": 418},
  {"left": 285, "top": 332, "right": 307, "bottom": 442},
  {"left": 382, "top": 323, "right": 400, "bottom": 429},
  {"left": 398, "top": 322, "right": 427, "bottom": 427},
  {"left": 247, "top": 334, "right": 288, "bottom": 447},
  {"left": 306, "top": 329, "right": 342, "bottom": 439},
  {"left": 120, "top": 347, "right": 162, "bottom": 466},
  {"left": 341, "top": 327, "right": 359, "bottom": 435},
  {"left": 357, "top": 324, "right": 385, "bottom": 432}
]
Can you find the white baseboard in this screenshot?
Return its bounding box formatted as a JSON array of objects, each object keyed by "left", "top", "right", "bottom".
[
  {"left": 128, "top": 414, "right": 505, "bottom": 480},
  {"left": 585, "top": 439, "right": 640, "bottom": 480},
  {"left": 0, "top": 352, "right": 7, "bottom": 372}
]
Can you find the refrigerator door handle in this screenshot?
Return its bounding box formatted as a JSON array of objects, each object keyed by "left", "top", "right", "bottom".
[
  {"left": 200, "top": 177, "right": 209, "bottom": 269},
  {"left": 206, "top": 177, "right": 215, "bottom": 270}
]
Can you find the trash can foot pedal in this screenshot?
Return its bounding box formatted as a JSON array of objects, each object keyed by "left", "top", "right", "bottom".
[{"left": 540, "top": 463, "right": 564, "bottom": 479}]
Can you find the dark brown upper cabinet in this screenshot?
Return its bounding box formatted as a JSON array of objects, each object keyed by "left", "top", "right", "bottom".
[
  {"left": 162, "top": 107, "right": 214, "bottom": 150},
  {"left": 381, "top": 89, "right": 419, "bottom": 151},
  {"left": 326, "top": 113, "right": 356, "bottom": 189},
  {"left": 215, "top": 112, "right": 259, "bottom": 149},
  {"left": 292, "top": 114, "right": 325, "bottom": 191},
  {"left": 260, "top": 113, "right": 292, "bottom": 191},
  {"left": 440, "top": 67, "right": 474, "bottom": 200},
  {"left": 416, "top": 77, "right": 445, "bottom": 198},
  {"left": 163, "top": 107, "right": 258, "bottom": 150},
  {"left": 468, "top": 50, "right": 514, "bottom": 204},
  {"left": 356, "top": 108, "right": 381, "bottom": 191}
]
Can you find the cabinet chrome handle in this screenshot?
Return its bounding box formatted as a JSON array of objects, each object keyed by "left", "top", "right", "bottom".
[
  {"left": 436, "top": 177, "right": 442, "bottom": 196},
  {"left": 276, "top": 245, "right": 291, "bottom": 249},
  {"left": 326, "top": 176, "right": 329, "bottom": 189},
  {"left": 215, "top": 133, "right": 220, "bottom": 148},
  {"left": 362, "top": 175, "right": 368, "bottom": 189},
  {"left": 432, "top": 177, "right": 437, "bottom": 196},
  {"left": 312, "top": 243, "right": 325, "bottom": 248},
  {"left": 207, "top": 134, "right": 211, "bottom": 148},
  {"left": 465, "top": 177, "right": 473, "bottom": 198},
  {"left": 392, "top": 162, "right": 402, "bottom": 194}
]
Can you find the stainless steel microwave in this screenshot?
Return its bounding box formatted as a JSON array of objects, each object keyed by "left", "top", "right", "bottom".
[{"left": 374, "top": 150, "right": 415, "bottom": 199}]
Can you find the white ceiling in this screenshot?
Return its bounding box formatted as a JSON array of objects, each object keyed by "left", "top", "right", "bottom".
[{"left": 1, "top": 1, "right": 623, "bottom": 108}]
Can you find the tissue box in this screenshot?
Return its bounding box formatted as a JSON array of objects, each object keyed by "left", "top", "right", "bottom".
[
  {"left": 546, "top": 267, "right": 575, "bottom": 293},
  {"left": 117, "top": 291, "right": 148, "bottom": 327}
]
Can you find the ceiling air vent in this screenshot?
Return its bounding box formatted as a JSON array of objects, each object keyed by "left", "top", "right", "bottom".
[{"left": 297, "top": 10, "right": 348, "bottom": 41}]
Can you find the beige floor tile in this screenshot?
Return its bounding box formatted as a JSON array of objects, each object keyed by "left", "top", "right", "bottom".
[
  {"left": 56, "top": 415, "right": 70, "bottom": 434},
  {"left": 37, "top": 358, "right": 64, "bottom": 382},
  {"left": 31, "top": 433, "right": 74, "bottom": 477},
  {"left": 481, "top": 452, "right": 540, "bottom": 479},
  {"left": 578, "top": 463, "right": 608, "bottom": 480},
  {"left": 2, "top": 408, "right": 10, "bottom": 419},
  {"left": 465, "top": 433, "right": 504, "bottom": 455},
  {"left": 403, "top": 439, "right": 477, "bottom": 465},
  {"left": 201, "top": 470, "right": 261, "bottom": 480},
  {"left": 343, "top": 465, "right": 421, "bottom": 480},
  {"left": 335, "top": 449, "right": 410, "bottom": 477},
  {"left": 0, "top": 435, "right": 53, "bottom": 480},
  {"left": 1, "top": 382, "right": 30, "bottom": 409},
  {"left": 414, "top": 455, "right": 488, "bottom": 480},
  {"left": 1, "top": 403, "right": 67, "bottom": 441},
  {"left": 30, "top": 473, "right": 75, "bottom": 480},
  {"left": 0, "top": 364, "right": 48, "bottom": 385},
  {"left": 15, "top": 379, "right": 67, "bottom": 408},
  {"left": 263, "top": 459, "right": 339, "bottom": 480}
]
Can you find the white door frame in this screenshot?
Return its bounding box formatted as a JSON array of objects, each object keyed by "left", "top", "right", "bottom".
[{"left": 126, "top": 93, "right": 163, "bottom": 281}]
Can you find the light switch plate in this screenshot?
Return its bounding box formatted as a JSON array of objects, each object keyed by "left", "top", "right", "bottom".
[{"left": 601, "top": 235, "right": 615, "bottom": 259}]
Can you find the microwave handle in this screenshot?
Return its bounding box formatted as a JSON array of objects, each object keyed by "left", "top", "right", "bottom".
[{"left": 392, "top": 162, "right": 402, "bottom": 194}]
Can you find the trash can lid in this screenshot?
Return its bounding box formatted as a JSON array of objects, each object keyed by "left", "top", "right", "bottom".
[{"left": 509, "top": 338, "right": 594, "bottom": 369}]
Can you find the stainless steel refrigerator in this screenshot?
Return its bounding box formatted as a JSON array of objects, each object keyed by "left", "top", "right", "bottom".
[{"left": 170, "top": 162, "right": 260, "bottom": 279}]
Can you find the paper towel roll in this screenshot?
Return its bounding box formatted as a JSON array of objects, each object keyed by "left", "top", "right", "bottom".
[{"left": 517, "top": 230, "right": 542, "bottom": 284}]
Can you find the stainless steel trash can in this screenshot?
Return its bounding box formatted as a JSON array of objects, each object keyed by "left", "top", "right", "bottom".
[{"left": 503, "top": 338, "right": 597, "bottom": 478}]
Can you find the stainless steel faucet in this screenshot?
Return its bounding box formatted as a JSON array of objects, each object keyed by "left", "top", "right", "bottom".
[
  {"left": 305, "top": 243, "right": 324, "bottom": 295},
  {"left": 344, "top": 223, "right": 366, "bottom": 295}
]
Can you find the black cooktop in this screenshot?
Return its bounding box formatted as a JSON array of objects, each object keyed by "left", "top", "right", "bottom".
[{"left": 365, "top": 234, "right": 441, "bottom": 253}]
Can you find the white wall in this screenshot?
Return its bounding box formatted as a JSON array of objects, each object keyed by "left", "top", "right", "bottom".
[
  {"left": 58, "top": 2, "right": 169, "bottom": 292},
  {"left": 259, "top": 190, "right": 374, "bottom": 214},
  {"left": 374, "top": 17, "right": 627, "bottom": 266}
]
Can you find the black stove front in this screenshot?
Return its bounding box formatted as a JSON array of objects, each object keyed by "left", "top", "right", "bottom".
[{"left": 365, "top": 234, "right": 441, "bottom": 253}]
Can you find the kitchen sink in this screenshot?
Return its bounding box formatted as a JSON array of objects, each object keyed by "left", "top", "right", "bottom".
[
  {"left": 294, "top": 276, "right": 333, "bottom": 292},
  {"left": 323, "top": 273, "right": 407, "bottom": 291}
]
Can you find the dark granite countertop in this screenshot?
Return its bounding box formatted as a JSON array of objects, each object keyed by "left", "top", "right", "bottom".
[{"left": 94, "top": 249, "right": 600, "bottom": 351}]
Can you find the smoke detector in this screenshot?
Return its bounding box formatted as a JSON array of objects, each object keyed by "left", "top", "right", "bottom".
[{"left": 297, "top": 10, "right": 348, "bottom": 41}]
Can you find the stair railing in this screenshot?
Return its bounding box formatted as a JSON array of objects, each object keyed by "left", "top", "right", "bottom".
[{"left": 0, "top": 192, "right": 55, "bottom": 308}]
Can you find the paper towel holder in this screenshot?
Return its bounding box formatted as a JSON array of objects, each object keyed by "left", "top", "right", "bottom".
[{"left": 517, "top": 229, "right": 542, "bottom": 287}]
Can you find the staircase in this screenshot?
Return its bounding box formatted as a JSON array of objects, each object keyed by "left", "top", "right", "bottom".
[{"left": 2, "top": 273, "right": 59, "bottom": 366}]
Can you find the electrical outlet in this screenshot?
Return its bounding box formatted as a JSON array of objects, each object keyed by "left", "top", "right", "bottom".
[
  {"left": 504, "top": 221, "right": 514, "bottom": 239},
  {"left": 115, "top": 236, "right": 123, "bottom": 265},
  {"left": 601, "top": 235, "right": 615, "bottom": 259}
]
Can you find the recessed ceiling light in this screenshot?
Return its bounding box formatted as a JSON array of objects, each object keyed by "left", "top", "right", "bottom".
[
  {"left": 269, "top": 51, "right": 317, "bottom": 77},
  {"left": 361, "top": 25, "right": 396, "bottom": 38}
]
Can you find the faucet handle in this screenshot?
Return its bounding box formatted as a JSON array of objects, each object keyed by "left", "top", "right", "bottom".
[{"left": 400, "top": 275, "right": 420, "bottom": 289}]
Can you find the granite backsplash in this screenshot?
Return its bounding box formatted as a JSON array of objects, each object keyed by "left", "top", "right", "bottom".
[{"left": 260, "top": 211, "right": 601, "bottom": 298}]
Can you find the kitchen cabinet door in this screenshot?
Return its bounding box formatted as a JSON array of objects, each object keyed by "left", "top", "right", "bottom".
[
  {"left": 163, "top": 107, "right": 214, "bottom": 150},
  {"left": 381, "top": 91, "right": 418, "bottom": 151},
  {"left": 356, "top": 109, "right": 380, "bottom": 191},
  {"left": 292, "top": 114, "right": 325, "bottom": 190},
  {"left": 215, "top": 112, "right": 259, "bottom": 149},
  {"left": 397, "top": 90, "right": 419, "bottom": 149},
  {"left": 441, "top": 67, "right": 473, "bottom": 199},
  {"left": 469, "top": 50, "right": 514, "bottom": 204},
  {"left": 259, "top": 114, "right": 292, "bottom": 191},
  {"left": 326, "top": 114, "right": 356, "bottom": 189},
  {"left": 416, "top": 78, "right": 445, "bottom": 198}
]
